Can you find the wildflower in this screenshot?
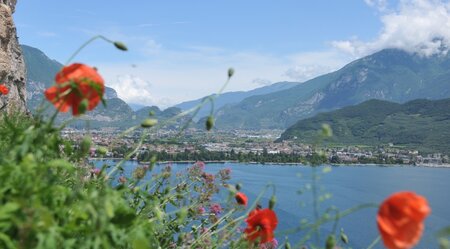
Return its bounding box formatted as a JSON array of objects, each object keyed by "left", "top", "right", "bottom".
[
  {"left": 245, "top": 208, "right": 278, "bottom": 243},
  {"left": 132, "top": 167, "right": 146, "bottom": 180},
  {"left": 198, "top": 206, "right": 205, "bottom": 215},
  {"left": 202, "top": 172, "right": 215, "bottom": 184},
  {"left": 45, "top": 63, "right": 104, "bottom": 116},
  {"left": 377, "top": 191, "right": 431, "bottom": 249},
  {"left": 235, "top": 192, "right": 248, "bottom": 206},
  {"left": 188, "top": 161, "right": 205, "bottom": 177},
  {"left": 218, "top": 168, "right": 231, "bottom": 181},
  {"left": 209, "top": 203, "right": 222, "bottom": 216},
  {"left": 200, "top": 227, "right": 209, "bottom": 234},
  {"left": 90, "top": 168, "right": 101, "bottom": 176},
  {"left": 118, "top": 176, "right": 127, "bottom": 184},
  {"left": 195, "top": 161, "right": 205, "bottom": 170},
  {"left": 0, "top": 84, "right": 9, "bottom": 95},
  {"left": 260, "top": 238, "right": 278, "bottom": 249}
]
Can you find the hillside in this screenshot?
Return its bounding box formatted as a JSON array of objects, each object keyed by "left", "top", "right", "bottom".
[
  {"left": 278, "top": 98, "right": 450, "bottom": 154},
  {"left": 174, "top": 81, "right": 298, "bottom": 119},
  {"left": 21, "top": 45, "right": 186, "bottom": 129},
  {"left": 215, "top": 49, "right": 450, "bottom": 129}
]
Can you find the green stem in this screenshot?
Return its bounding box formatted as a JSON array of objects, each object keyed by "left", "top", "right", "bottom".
[
  {"left": 312, "top": 166, "right": 320, "bottom": 244},
  {"left": 65, "top": 35, "right": 114, "bottom": 65},
  {"left": 106, "top": 128, "right": 149, "bottom": 178},
  {"left": 366, "top": 235, "right": 381, "bottom": 249},
  {"left": 132, "top": 72, "right": 232, "bottom": 139}
]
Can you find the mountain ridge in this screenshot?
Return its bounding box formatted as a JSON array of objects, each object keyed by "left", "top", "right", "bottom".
[
  {"left": 278, "top": 98, "right": 450, "bottom": 154},
  {"left": 174, "top": 81, "right": 299, "bottom": 119},
  {"left": 22, "top": 45, "right": 185, "bottom": 129},
  {"left": 214, "top": 49, "right": 450, "bottom": 129}
]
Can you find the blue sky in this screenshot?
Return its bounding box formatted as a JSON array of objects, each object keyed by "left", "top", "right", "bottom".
[{"left": 14, "top": 0, "right": 450, "bottom": 107}]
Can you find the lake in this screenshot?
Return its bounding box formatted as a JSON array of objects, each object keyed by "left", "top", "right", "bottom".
[{"left": 94, "top": 160, "right": 450, "bottom": 248}]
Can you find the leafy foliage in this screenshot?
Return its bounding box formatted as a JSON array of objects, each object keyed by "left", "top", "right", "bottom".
[
  {"left": 279, "top": 98, "right": 450, "bottom": 154},
  {"left": 0, "top": 113, "right": 253, "bottom": 248}
]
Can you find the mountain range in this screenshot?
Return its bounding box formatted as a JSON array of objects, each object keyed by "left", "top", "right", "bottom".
[
  {"left": 278, "top": 98, "right": 450, "bottom": 154},
  {"left": 22, "top": 44, "right": 450, "bottom": 137},
  {"left": 174, "top": 81, "right": 298, "bottom": 119},
  {"left": 214, "top": 49, "right": 450, "bottom": 129},
  {"left": 22, "top": 45, "right": 186, "bottom": 129},
  {"left": 21, "top": 45, "right": 299, "bottom": 129}
]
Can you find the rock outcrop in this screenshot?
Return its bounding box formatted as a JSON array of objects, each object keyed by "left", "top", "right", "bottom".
[{"left": 0, "top": 0, "right": 27, "bottom": 113}]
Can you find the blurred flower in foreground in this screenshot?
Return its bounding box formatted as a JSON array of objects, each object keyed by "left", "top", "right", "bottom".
[
  {"left": 235, "top": 192, "right": 248, "bottom": 206},
  {"left": 377, "top": 191, "right": 431, "bottom": 249},
  {"left": 90, "top": 168, "right": 101, "bottom": 176},
  {"left": 0, "top": 84, "right": 9, "bottom": 95},
  {"left": 245, "top": 208, "right": 278, "bottom": 244},
  {"left": 45, "top": 63, "right": 104, "bottom": 115}
]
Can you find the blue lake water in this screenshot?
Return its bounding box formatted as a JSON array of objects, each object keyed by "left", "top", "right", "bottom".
[{"left": 94, "top": 160, "right": 450, "bottom": 248}]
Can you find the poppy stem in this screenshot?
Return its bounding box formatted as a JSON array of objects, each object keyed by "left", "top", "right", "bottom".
[
  {"left": 64, "top": 35, "right": 114, "bottom": 65},
  {"left": 366, "top": 235, "right": 380, "bottom": 249},
  {"left": 173, "top": 69, "right": 233, "bottom": 136}
]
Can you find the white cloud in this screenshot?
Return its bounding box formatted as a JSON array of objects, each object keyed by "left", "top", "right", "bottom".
[
  {"left": 364, "top": 0, "right": 389, "bottom": 11},
  {"left": 80, "top": 27, "right": 352, "bottom": 107},
  {"left": 284, "top": 51, "right": 351, "bottom": 81},
  {"left": 97, "top": 46, "right": 353, "bottom": 107},
  {"left": 284, "top": 65, "right": 332, "bottom": 82},
  {"left": 106, "top": 74, "right": 173, "bottom": 108},
  {"left": 252, "top": 78, "right": 273, "bottom": 86},
  {"left": 333, "top": 0, "right": 450, "bottom": 57}
]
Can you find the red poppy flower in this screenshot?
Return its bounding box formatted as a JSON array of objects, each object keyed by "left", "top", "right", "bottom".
[
  {"left": 0, "top": 84, "right": 9, "bottom": 95},
  {"left": 235, "top": 192, "right": 248, "bottom": 206},
  {"left": 45, "top": 63, "right": 104, "bottom": 116},
  {"left": 377, "top": 191, "right": 431, "bottom": 249},
  {"left": 244, "top": 208, "right": 278, "bottom": 243}
]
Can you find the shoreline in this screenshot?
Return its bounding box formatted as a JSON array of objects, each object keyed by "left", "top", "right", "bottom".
[{"left": 89, "top": 158, "right": 450, "bottom": 168}]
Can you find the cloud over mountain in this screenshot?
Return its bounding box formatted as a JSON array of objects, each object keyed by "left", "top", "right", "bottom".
[
  {"left": 108, "top": 74, "right": 172, "bottom": 108},
  {"left": 333, "top": 0, "right": 450, "bottom": 57}
]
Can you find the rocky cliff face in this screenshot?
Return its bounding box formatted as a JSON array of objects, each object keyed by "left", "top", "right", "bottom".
[{"left": 0, "top": 0, "right": 27, "bottom": 113}]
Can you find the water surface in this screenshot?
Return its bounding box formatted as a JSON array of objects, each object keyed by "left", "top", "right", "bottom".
[{"left": 95, "top": 160, "right": 450, "bottom": 248}]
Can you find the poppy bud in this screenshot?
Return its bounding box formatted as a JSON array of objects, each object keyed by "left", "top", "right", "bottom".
[
  {"left": 176, "top": 207, "right": 188, "bottom": 222},
  {"left": 78, "top": 99, "right": 89, "bottom": 114},
  {"left": 113, "top": 41, "right": 128, "bottom": 51},
  {"left": 228, "top": 68, "right": 235, "bottom": 78},
  {"left": 80, "top": 136, "right": 91, "bottom": 155},
  {"left": 285, "top": 242, "right": 291, "bottom": 249},
  {"left": 340, "top": 228, "right": 349, "bottom": 244},
  {"left": 97, "top": 147, "right": 108, "bottom": 155},
  {"left": 149, "top": 155, "right": 157, "bottom": 171},
  {"left": 235, "top": 183, "right": 242, "bottom": 191},
  {"left": 439, "top": 238, "right": 450, "bottom": 249},
  {"left": 206, "top": 116, "right": 214, "bottom": 131},
  {"left": 154, "top": 207, "right": 164, "bottom": 220},
  {"left": 0, "top": 84, "right": 9, "bottom": 95},
  {"left": 141, "top": 118, "right": 158, "bottom": 128},
  {"left": 235, "top": 192, "right": 248, "bottom": 206},
  {"left": 321, "top": 123, "right": 333, "bottom": 137},
  {"left": 269, "top": 195, "right": 276, "bottom": 210},
  {"left": 325, "top": 235, "right": 336, "bottom": 249}
]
